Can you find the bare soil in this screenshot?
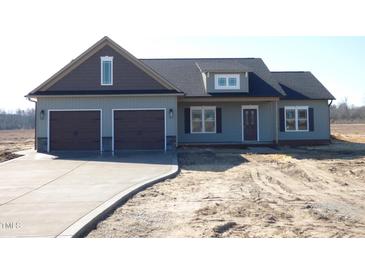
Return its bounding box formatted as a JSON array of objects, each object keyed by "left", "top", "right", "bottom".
[
  {"left": 0, "top": 129, "right": 34, "bottom": 162},
  {"left": 88, "top": 124, "right": 365, "bottom": 238},
  {"left": 331, "top": 123, "right": 365, "bottom": 143}
]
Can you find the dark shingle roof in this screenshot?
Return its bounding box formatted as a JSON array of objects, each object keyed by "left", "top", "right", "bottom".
[
  {"left": 196, "top": 60, "right": 251, "bottom": 72},
  {"left": 272, "top": 71, "right": 335, "bottom": 100},
  {"left": 141, "top": 58, "right": 286, "bottom": 97}
]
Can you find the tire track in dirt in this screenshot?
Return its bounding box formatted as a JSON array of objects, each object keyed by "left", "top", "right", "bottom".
[{"left": 88, "top": 145, "right": 365, "bottom": 238}]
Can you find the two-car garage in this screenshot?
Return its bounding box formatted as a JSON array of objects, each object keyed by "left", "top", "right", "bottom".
[{"left": 48, "top": 109, "right": 165, "bottom": 152}]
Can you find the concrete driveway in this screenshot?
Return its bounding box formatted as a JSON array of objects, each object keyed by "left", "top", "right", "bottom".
[{"left": 0, "top": 151, "right": 177, "bottom": 237}]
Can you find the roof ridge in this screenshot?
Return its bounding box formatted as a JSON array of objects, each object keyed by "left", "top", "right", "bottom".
[
  {"left": 272, "top": 71, "right": 310, "bottom": 73},
  {"left": 140, "top": 57, "right": 258, "bottom": 60}
]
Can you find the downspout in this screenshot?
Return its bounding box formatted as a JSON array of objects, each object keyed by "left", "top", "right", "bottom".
[
  {"left": 328, "top": 100, "right": 333, "bottom": 141},
  {"left": 275, "top": 100, "right": 279, "bottom": 145},
  {"left": 27, "top": 97, "right": 37, "bottom": 150}
]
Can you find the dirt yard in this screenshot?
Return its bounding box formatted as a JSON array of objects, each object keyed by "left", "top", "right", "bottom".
[
  {"left": 0, "top": 129, "right": 34, "bottom": 162},
  {"left": 331, "top": 123, "right": 365, "bottom": 143},
  {"left": 88, "top": 124, "right": 365, "bottom": 238}
]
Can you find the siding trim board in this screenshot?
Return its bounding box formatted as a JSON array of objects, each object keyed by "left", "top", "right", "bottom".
[
  {"left": 30, "top": 91, "right": 182, "bottom": 97},
  {"left": 47, "top": 109, "right": 103, "bottom": 153},
  {"left": 180, "top": 97, "right": 278, "bottom": 103},
  {"left": 112, "top": 108, "right": 167, "bottom": 152},
  {"left": 241, "top": 105, "right": 260, "bottom": 142}
]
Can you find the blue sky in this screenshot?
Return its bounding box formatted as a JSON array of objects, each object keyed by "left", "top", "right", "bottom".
[{"left": 1, "top": 0, "right": 364, "bottom": 111}]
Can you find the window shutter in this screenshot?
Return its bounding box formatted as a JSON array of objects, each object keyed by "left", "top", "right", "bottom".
[
  {"left": 279, "top": 108, "right": 285, "bottom": 132},
  {"left": 309, "top": 107, "right": 314, "bottom": 131},
  {"left": 216, "top": 108, "right": 222, "bottom": 133},
  {"left": 184, "top": 108, "right": 190, "bottom": 133}
]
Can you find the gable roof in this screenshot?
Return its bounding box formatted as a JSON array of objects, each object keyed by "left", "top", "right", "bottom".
[
  {"left": 27, "top": 36, "right": 181, "bottom": 96},
  {"left": 141, "top": 58, "right": 286, "bottom": 97},
  {"left": 272, "top": 71, "right": 335, "bottom": 100}
]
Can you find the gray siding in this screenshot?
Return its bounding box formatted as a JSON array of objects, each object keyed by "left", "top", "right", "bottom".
[
  {"left": 37, "top": 96, "right": 330, "bottom": 149},
  {"left": 178, "top": 101, "right": 275, "bottom": 144},
  {"left": 206, "top": 73, "right": 249, "bottom": 93},
  {"left": 278, "top": 100, "right": 330, "bottom": 140},
  {"left": 46, "top": 45, "right": 167, "bottom": 91},
  {"left": 36, "top": 96, "right": 177, "bottom": 139}
]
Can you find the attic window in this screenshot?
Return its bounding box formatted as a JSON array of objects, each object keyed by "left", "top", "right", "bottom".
[
  {"left": 214, "top": 74, "right": 240, "bottom": 89},
  {"left": 101, "top": 56, "right": 113, "bottom": 85}
]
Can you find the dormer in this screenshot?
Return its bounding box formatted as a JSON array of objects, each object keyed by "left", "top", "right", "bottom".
[{"left": 196, "top": 61, "right": 249, "bottom": 93}]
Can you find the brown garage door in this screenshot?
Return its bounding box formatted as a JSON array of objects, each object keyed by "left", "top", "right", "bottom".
[
  {"left": 50, "top": 111, "right": 101, "bottom": 151},
  {"left": 114, "top": 110, "right": 165, "bottom": 150}
]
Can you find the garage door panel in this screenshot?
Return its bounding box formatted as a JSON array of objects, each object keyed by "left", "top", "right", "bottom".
[
  {"left": 114, "top": 110, "right": 165, "bottom": 150},
  {"left": 115, "top": 134, "right": 163, "bottom": 142},
  {"left": 114, "top": 140, "right": 163, "bottom": 150},
  {"left": 50, "top": 111, "right": 101, "bottom": 151}
]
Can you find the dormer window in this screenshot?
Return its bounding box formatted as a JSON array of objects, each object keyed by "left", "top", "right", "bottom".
[
  {"left": 101, "top": 56, "right": 113, "bottom": 85},
  {"left": 214, "top": 74, "right": 240, "bottom": 89}
]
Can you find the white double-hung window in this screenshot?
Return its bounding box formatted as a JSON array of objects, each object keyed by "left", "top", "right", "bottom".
[
  {"left": 285, "top": 106, "right": 309, "bottom": 131},
  {"left": 101, "top": 56, "right": 113, "bottom": 85},
  {"left": 191, "top": 106, "right": 216, "bottom": 133},
  {"left": 214, "top": 74, "right": 240, "bottom": 89}
]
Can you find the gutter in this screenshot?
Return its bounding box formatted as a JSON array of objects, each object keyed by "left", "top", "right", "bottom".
[
  {"left": 328, "top": 99, "right": 333, "bottom": 141},
  {"left": 25, "top": 92, "right": 185, "bottom": 99}
]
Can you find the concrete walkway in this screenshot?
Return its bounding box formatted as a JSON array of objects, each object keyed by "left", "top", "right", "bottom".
[{"left": 0, "top": 150, "right": 177, "bottom": 237}]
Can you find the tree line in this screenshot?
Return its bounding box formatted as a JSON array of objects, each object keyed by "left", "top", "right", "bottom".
[
  {"left": 330, "top": 100, "right": 365, "bottom": 123},
  {"left": 0, "top": 109, "right": 35, "bottom": 130}
]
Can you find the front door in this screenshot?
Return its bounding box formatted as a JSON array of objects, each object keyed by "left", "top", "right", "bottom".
[{"left": 243, "top": 108, "right": 258, "bottom": 141}]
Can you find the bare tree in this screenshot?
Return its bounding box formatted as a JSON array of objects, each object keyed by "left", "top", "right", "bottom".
[
  {"left": 330, "top": 99, "right": 365, "bottom": 123},
  {"left": 0, "top": 108, "right": 35, "bottom": 130}
]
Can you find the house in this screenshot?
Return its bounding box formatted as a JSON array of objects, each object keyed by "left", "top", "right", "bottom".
[{"left": 26, "top": 37, "right": 335, "bottom": 152}]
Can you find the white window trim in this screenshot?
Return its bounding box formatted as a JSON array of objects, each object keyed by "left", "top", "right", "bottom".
[
  {"left": 190, "top": 106, "right": 217, "bottom": 134},
  {"left": 241, "top": 105, "right": 260, "bottom": 142},
  {"left": 214, "top": 74, "right": 240, "bottom": 90},
  {"left": 100, "top": 56, "right": 113, "bottom": 86},
  {"left": 284, "top": 106, "right": 309, "bottom": 132}
]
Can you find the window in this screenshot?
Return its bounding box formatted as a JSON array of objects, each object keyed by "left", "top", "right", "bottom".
[
  {"left": 214, "top": 74, "right": 240, "bottom": 89},
  {"left": 191, "top": 106, "right": 216, "bottom": 133},
  {"left": 228, "top": 77, "right": 237, "bottom": 87},
  {"left": 285, "top": 106, "right": 308, "bottom": 131},
  {"left": 191, "top": 109, "right": 203, "bottom": 133},
  {"left": 101, "top": 56, "right": 113, "bottom": 85}
]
